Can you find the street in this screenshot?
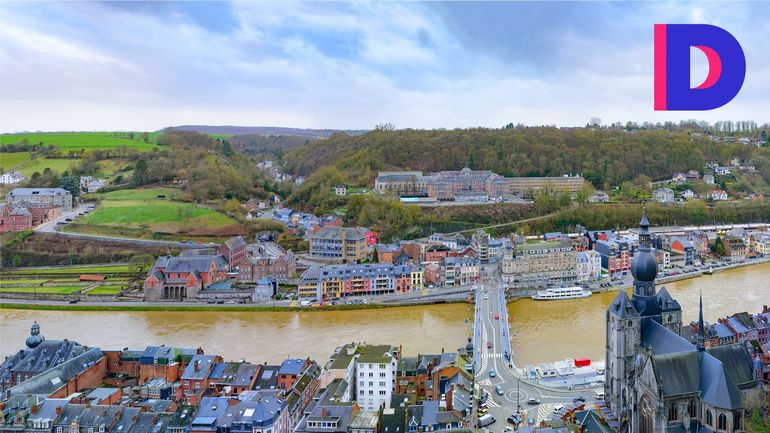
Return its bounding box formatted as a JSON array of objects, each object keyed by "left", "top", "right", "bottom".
[{"left": 472, "top": 270, "right": 601, "bottom": 432}]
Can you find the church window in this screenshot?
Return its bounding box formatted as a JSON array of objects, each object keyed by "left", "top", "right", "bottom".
[
  {"left": 718, "top": 414, "right": 727, "bottom": 431},
  {"left": 668, "top": 405, "right": 678, "bottom": 422},
  {"left": 640, "top": 395, "right": 654, "bottom": 433},
  {"left": 734, "top": 413, "right": 741, "bottom": 431},
  {"left": 688, "top": 400, "right": 696, "bottom": 418},
  {"left": 706, "top": 410, "right": 713, "bottom": 427}
]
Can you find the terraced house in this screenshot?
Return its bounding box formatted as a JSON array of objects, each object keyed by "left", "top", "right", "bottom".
[
  {"left": 298, "top": 263, "right": 422, "bottom": 300},
  {"left": 501, "top": 240, "right": 577, "bottom": 287}
]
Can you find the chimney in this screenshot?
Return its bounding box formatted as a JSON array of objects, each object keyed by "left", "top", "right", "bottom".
[
  {"left": 31, "top": 405, "right": 39, "bottom": 415},
  {"left": 56, "top": 406, "right": 63, "bottom": 417},
  {"left": 194, "top": 360, "right": 200, "bottom": 372},
  {"left": 322, "top": 408, "right": 327, "bottom": 417}
]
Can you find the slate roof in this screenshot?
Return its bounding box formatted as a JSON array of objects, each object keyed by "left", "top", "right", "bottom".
[
  {"left": 9, "top": 347, "right": 104, "bottom": 396},
  {"left": 308, "top": 226, "right": 368, "bottom": 241},
  {"left": 192, "top": 396, "right": 230, "bottom": 429},
  {"left": 227, "top": 396, "right": 285, "bottom": 429},
  {"left": 126, "top": 412, "right": 176, "bottom": 433},
  {"left": 279, "top": 358, "right": 306, "bottom": 376},
  {"left": 53, "top": 404, "right": 123, "bottom": 429},
  {"left": 608, "top": 291, "right": 638, "bottom": 319},
  {"left": 223, "top": 236, "right": 246, "bottom": 250},
  {"left": 181, "top": 355, "right": 217, "bottom": 380},
  {"left": 1, "top": 338, "right": 85, "bottom": 380},
  {"left": 163, "top": 255, "right": 226, "bottom": 273},
  {"left": 641, "top": 319, "right": 696, "bottom": 355},
  {"left": 706, "top": 344, "right": 756, "bottom": 388},
  {"left": 8, "top": 188, "right": 70, "bottom": 196},
  {"left": 254, "top": 365, "right": 280, "bottom": 389},
  {"left": 233, "top": 363, "right": 259, "bottom": 388}
]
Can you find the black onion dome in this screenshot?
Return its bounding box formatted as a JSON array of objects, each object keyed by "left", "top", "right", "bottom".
[{"left": 631, "top": 250, "right": 658, "bottom": 282}]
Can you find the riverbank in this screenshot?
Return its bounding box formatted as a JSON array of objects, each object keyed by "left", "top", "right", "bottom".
[{"left": 2, "top": 257, "right": 768, "bottom": 312}]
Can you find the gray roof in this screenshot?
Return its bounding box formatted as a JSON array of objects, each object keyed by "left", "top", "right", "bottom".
[
  {"left": 8, "top": 187, "right": 70, "bottom": 196},
  {"left": 181, "top": 355, "right": 217, "bottom": 380},
  {"left": 223, "top": 236, "right": 246, "bottom": 250},
  {"left": 9, "top": 347, "right": 104, "bottom": 396},
  {"left": 607, "top": 291, "right": 638, "bottom": 319},
  {"left": 162, "top": 254, "right": 226, "bottom": 273},
  {"left": 641, "top": 319, "right": 695, "bottom": 355},
  {"left": 308, "top": 226, "right": 368, "bottom": 240}
]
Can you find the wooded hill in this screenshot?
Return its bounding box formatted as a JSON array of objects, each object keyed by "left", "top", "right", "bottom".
[{"left": 283, "top": 127, "right": 770, "bottom": 189}]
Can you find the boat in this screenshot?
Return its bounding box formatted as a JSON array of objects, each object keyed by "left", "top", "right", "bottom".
[
  {"left": 531, "top": 286, "right": 592, "bottom": 300},
  {"left": 704, "top": 267, "right": 714, "bottom": 275}
]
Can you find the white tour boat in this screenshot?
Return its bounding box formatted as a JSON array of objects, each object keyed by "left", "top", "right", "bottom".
[{"left": 531, "top": 286, "right": 592, "bottom": 300}]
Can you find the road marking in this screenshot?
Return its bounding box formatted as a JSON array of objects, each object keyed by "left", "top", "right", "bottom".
[
  {"left": 537, "top": 404, "right": 559, "bottom": 422},
  {"left": 477, "top": 378, "right": 492, "bottom": 386}
]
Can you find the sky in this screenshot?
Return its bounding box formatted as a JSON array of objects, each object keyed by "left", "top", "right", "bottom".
[{"left": 1, "top": 1, "right": 769, "bottom": 132}]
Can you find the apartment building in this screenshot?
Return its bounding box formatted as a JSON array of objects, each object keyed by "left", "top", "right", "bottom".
[
  {"left": 501, "top": 240, "right": 577, "bottom": 287},
  {"left": 308, "top": 226, "right": 370, "bottom": 263},
  {"left": 6, "top": 188, "right": 73, "bottom": 211},
  {"left": 354, "top": 345, "right": 399, "bottom": 411},
  {"left": 298, "top": 263, "right": 421, "bottom": 299}
]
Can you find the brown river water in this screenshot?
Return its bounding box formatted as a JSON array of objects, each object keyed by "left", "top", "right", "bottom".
[{"left": 2, "top": 262, "right": 769, "bottom": 367}]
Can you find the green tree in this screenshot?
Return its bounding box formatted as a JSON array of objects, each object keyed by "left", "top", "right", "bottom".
[
  {"left": 223, "top": 198, "right": 242, "bottom": 215},
  {"left": 58, "top": 175, "right": 80, "bottom": 197},
  {"left": 133, "top": 159, "right": 148, "bottom": 185},
  {"left": 711, "top": 236, "right": 725, "bottom": 256},
  {"left": 372, "top": 246, "right": 379, "bottom": 263}
]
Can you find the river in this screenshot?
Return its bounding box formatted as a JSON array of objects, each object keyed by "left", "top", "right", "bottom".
[{"left": 2, "top": 262, "right": 769, "bottom": 367}]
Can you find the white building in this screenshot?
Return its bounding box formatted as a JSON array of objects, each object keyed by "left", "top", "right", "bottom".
[
  {"left": 576, "top": 250, "right": 601, "bottom": 282},
  {"left": 652, "top": 188, "right": 675, "bottom": 203},
  {"left": 355, "top": 345, "right": 399, "bottom": 411},
  {"left": 679, "top": 189, "right": 695, "bottom": 199},
  {"left": 334, "top": 185, "right": 347, "bottom": 196},
  {"left": 79, "top": 176, "right": 105, "bottom": 193},
  {"left": 703, "top": 174, "right": 715, "bottom": 184},
  {"left": 0, "top": 171, "right": 25, "bottom": 184},
  {"left": 709, "top": 189, "right": 728, "bottom": 201}
]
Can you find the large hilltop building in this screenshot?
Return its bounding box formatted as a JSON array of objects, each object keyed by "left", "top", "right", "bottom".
[
  {"left": 374, "top": 168, "right": 584, "bottom": 201},
  {"left": 605, "top": 211, "right": 760, "bottom": 433}
]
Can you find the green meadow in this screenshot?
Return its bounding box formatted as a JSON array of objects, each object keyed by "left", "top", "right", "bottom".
[{"left": 0, "top": 132, "right": 160, "bottom": 152}]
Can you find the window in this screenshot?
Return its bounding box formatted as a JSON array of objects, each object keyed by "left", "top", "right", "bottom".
[
  {"left": 379, "top": 381, "right": 386, "bottom": 386},
  {"left": 688, "top": 400, "right": 696, "bottom": 418},
  {"left": 57, "top": 428, "right": 62, "bottom": 433},
  {"left": 718, "top": 414, "right": 727, "bottom": 431},
  {"left": 380, "top": 391, "right": 386, "bottom": 395},
  {"left": 668, "top": 405, "right": 678, "bottom": 422},
  {"left": 360, "top": 390, "right": 364, "bottom": 395},
  {"left": 369, "top": 373, "right": 374, "bottom": 377},
  {"left": 380, "top": 373, "right": 386, "bottom": 378},
  {"left": 369, "top": 381, "right": 373, "bottom": 386},
  {"left": 369, "top": 390, "right": 373, "bottom": 395},
  {"left": 88, "top": 429, "right": 94, "bottom": 433},
  {"left": 380, "top": 364, "right": 386, "bottom": 369},
  {"left": 360, "top": 372, "right": 364, "bottom": 377},
  {"left": 706, "top": 410, "right": 713, "bottom": 427},
  {"left": 734, "top": 413, "right": 741, "bottom": 431}
]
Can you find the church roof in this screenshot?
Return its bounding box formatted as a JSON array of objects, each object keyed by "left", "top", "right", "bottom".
[
  {"left": 656, "top": 287, "right": 681, "bottom": 311},
  {"left": 700, "top": 352, "right": 743, "bottom": 410},
  {"left": 608, "top": 291, "right": 638, "bottom": 318},
  {"left": 640, "top": 319, "right": 695, "bottom": 355},
  {"left": 706, "top": 344, "right": 756, "bottom": 388},
  {"left": 650, "top": 351, "right": 700, "bottom": 396}
]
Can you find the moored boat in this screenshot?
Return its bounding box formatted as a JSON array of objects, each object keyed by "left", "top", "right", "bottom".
[{"left": 531, "top": 286, "right": 592, "bottom": 300}]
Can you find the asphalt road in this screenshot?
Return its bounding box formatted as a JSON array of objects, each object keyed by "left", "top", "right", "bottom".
[{"left": 473, "top": 275, "right": 601, "bottom": 432}]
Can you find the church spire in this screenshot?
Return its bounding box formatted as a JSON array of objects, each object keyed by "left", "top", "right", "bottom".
[{"left": 697, "top": 290, "right": 705, "bottom": 352}]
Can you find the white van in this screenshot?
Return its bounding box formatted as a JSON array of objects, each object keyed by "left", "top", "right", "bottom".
[
  {"left": 595, "top": 389, "right": 605, "bottom": 400},
  {"left": 300, "top": 300, "right": 311, "bottom": 307}
]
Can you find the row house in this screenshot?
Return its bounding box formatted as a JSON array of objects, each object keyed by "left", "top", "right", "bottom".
[
  {"left": 209, "top": 362, "right": 259, "bottom": 396},
  {"left": 576, "top": 250, "right": 602, "bottom": 282},
  {"left": 594, "top": 239, "right": 631, "bottom": 277},
  {"left": 284, "top": 363, "right": 322, "bottom": 431},
  {"left": 138, "top": 346, "right": 199, "bottom": 384},
  {"left": 180, "top": 355, "right": 223, "bottom": 405},
  {"left": 298, "top": 263, "right": 422, "bottom": 300},
  {"left": 722, "top": 312, "right": 760, "bottom": 344},
  {"left": 722, "top": 236, "right": 747, "bottom": 261},
  {"left": 0, "top": 170, "right": 25, "bottom": 184},
  {"left": 749, "top": 233, "right": 770, "bottom": 256},
  {"left": 752, "top": 308, "right": 770, "bottom": 345},
  {"left": 442, "top": 256, "right": 479, "bottom": 286},
  {"left": 666, "top": 237, "right": 696, "bottom": 266},
  {"left": 277, "top": 358, "right": 311, "bottom": 391}
]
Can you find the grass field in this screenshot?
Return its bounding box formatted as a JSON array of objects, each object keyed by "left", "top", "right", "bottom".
[
  {"left": 0, "top": 286, "right": 85, "bottom": 294},
  {"left": 2, "top": 264, "right": 131, "bottom": 275},
  {"left": 69, "top": 187, "right": 238, "bottom": 239},
  {"left": 15, "top": 157, "right": 80, "bottom": 177},
  {"left": 0, "top": 132, "right": 160, "bottom": 152},
  {"left": 86, "top": 286, "right": 124, "bottom": 295},
  {"left": 0, "top": 152, "right": 32, "bottom": 171}
]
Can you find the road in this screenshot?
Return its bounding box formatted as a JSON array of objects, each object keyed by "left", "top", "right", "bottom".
[{"left": 472, "top": 273, "right": 601, "bottom": 432}]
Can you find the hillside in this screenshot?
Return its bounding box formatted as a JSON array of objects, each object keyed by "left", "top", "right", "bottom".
[{"left": 283, "top": 127, "right": 770, "bottom": 190}]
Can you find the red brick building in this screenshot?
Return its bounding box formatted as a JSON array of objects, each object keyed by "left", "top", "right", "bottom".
[{"left": 218, "top": 236, "right": 247, "bottom": 269}]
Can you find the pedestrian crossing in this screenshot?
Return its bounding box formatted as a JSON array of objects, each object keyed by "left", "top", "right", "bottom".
[
  {"left": 536, "top": 404, "right": 559, "bottom": 422},
  {"left": 482, "top": 353, "right": 505, "bottom": 358},
  {"left": 476, "top": 378, "right": 492, "bottom": 386}
]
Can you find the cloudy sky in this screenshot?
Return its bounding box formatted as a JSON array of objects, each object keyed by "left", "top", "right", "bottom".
[{"left": 1, "top": 1, "right": 768, "bottom": 132}]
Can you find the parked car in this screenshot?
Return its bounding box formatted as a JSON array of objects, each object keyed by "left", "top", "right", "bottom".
[
  {"left": 553, "top": 404, "right": 564, "bottom": 413},
  {"left": 573, "top": 396, "right": 586, "bottom": 404},
  {"left": 68, "top": 299, "right": 79, "bottom": 304},
  {"left": 527, "top": 398, "right": 540, "bottom": 405}
]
